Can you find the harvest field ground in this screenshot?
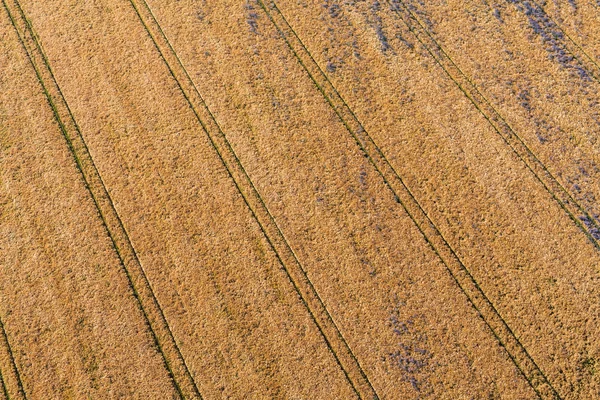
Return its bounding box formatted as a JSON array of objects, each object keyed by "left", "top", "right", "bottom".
[{"left": 1, "top": 0, "right": 600, "bottom": 399}]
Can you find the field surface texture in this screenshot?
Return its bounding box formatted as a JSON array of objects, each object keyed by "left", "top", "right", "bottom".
[{"left": 0, "top": 0, "right": 599, "bottom": 399}]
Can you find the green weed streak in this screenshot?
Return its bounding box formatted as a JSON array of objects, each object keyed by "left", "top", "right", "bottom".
[
  {"left": 126, "top": 0, "right": 371, "bottom": 397},
  {"left": 2, "top": 0, "right": 194, "bottom": 398},
  {"left": 0, "top": 5, "right": 36, "bottom": 399},
  {"left": 258, "top": 1, "right": 562, "bottom": 398}
]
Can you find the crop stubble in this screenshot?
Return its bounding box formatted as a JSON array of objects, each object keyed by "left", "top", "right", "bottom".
[
  {"left": 10, "top": 0, "right": 368, "bottom": 398},
  {"left": 0, "top": 6, "right": 182, "bottom": 399},
  {"left": 121, "top": 0, "right": 546, "bottom": 397},
  {"left": 255, "top": 0, "right": 600, "bottom": 398},
  {"left": 3, "top": 0, "right": 600, "bottom": 398}
]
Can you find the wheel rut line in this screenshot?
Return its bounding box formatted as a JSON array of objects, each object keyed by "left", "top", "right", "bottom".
[
  {"left": 528, "top": 0, "right": 600, "bottom": 81},
  {"left": 0, "top": 367, "right": 9, "bottom": 400},
  {"left": 1, "top": 5, "right": 47, "bottom": 400},
  {"left": 387, "top": 0, "right": 600, "bottom": 252},
  {"left": 2, "top": 1, "right": 202, "bottom": 398},
  {"left": 258, "top": 1, "right": 560, "bottom": 398},
  {"left": 0, "top": 311, "right": 25, "bottom": 400},
  {"left": 125, "top": 0, "right": 378, "bottom": 398}
]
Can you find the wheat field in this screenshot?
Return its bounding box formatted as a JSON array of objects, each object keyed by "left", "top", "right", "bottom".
[{"left": 1, "top": 0, "right": 600, "bottom": 398}]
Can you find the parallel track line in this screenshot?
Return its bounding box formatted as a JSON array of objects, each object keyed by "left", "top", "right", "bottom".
[
  {"left": 258, "top": 1, "right": 560, "bottom": 398},
  {"left": 125, "top": 0, "right": 377, "bottom": 397},
  {"left": 2, "top": 1, "right": 201, "bottom": 398},
  {"left": 387, "top": 0, "right": 600, "bottom": 253},
  {"left": 0, "top": 313, "right": 25, "bottom": 399},
  {"left": 0, "top": 369, "right": 9, "bottom": 400},
  {"left": 527, "top": 0, "right": 600, "bottom": 80}
]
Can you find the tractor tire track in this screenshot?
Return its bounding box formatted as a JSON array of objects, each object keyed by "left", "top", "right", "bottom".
[
  {"left": 386, "top": 0, "right": 600, "bottom": 253},
  {"left": 0, "top": 314, "right": 25, "bottom": 400},
  {"left": 527, "top": 0, "right": 600, "bottom": 79},
  {"left": 256, "top": 1, "right": 560, "bottom": 398},
  {"left": 2, "top": 1, "right": 202, "bottom": 398},
  {"left": 0, "top": 369, "right": 8, "bottom": 400},
  {"left": 124, "top": 0, "right": 376, "bottom": 397}
]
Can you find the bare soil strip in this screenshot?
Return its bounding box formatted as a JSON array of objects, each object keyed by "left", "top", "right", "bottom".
[
  {"left": 0, "top": 5, "right": 182, "bottom": 399},
  {"left": 265, "top": 0, "right": 600, "bottom": 398},
  {"left": 13, "top": 0, "right": 360, "bottom": 397},
  {"left": 139, "top": 0, "right": 542, "bottom": 397}
]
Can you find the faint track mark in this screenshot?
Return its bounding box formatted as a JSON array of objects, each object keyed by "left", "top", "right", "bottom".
[
  {"left": 0, "top": 314, "right": 25, "bottom": 400},
  {"left": 257, "top": 1, "right": 560, "bottom": 398},
  {"left": 386, "top": 0, "right": 600, "bottom": 254},
  {"left": 1, "top": 5, "right": 44, "bottom": 400},
  {"left": 1, "top": 1, "right": 201, "bottom": 398},
  {"left": 527, "top": 0, "right": 600, "bottom": 79},
  {"left": 0, "top": 369, "right": 9, "bottom": 400},
  {"left": 124, "top": 0, "right": 375, "bottom": 398}
]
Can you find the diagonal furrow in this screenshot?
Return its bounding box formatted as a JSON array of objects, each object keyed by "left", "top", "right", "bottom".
[
  {"left": 257, "top": 1, "right": 561, "bottom": 398},
  {"left": 0, "top": 369, "right": 8, "bottom": 400},
  {"left": 124, "top": 0, "right": 377, "bottom": 398},
  {"left": 386, "top": 0, "right": 600, "bottom": 252},
  {"left": 0, "top": 313, "right": 25, "bottom": 400},
  {"left": 2, "top": 4, "right": 49, "bottom": 400},
  {"left": 2, "top": 1, "right": 202, "bottom": 398},
  {"left": 526, "top": 0, "right": 600, "bottom": 80}
]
